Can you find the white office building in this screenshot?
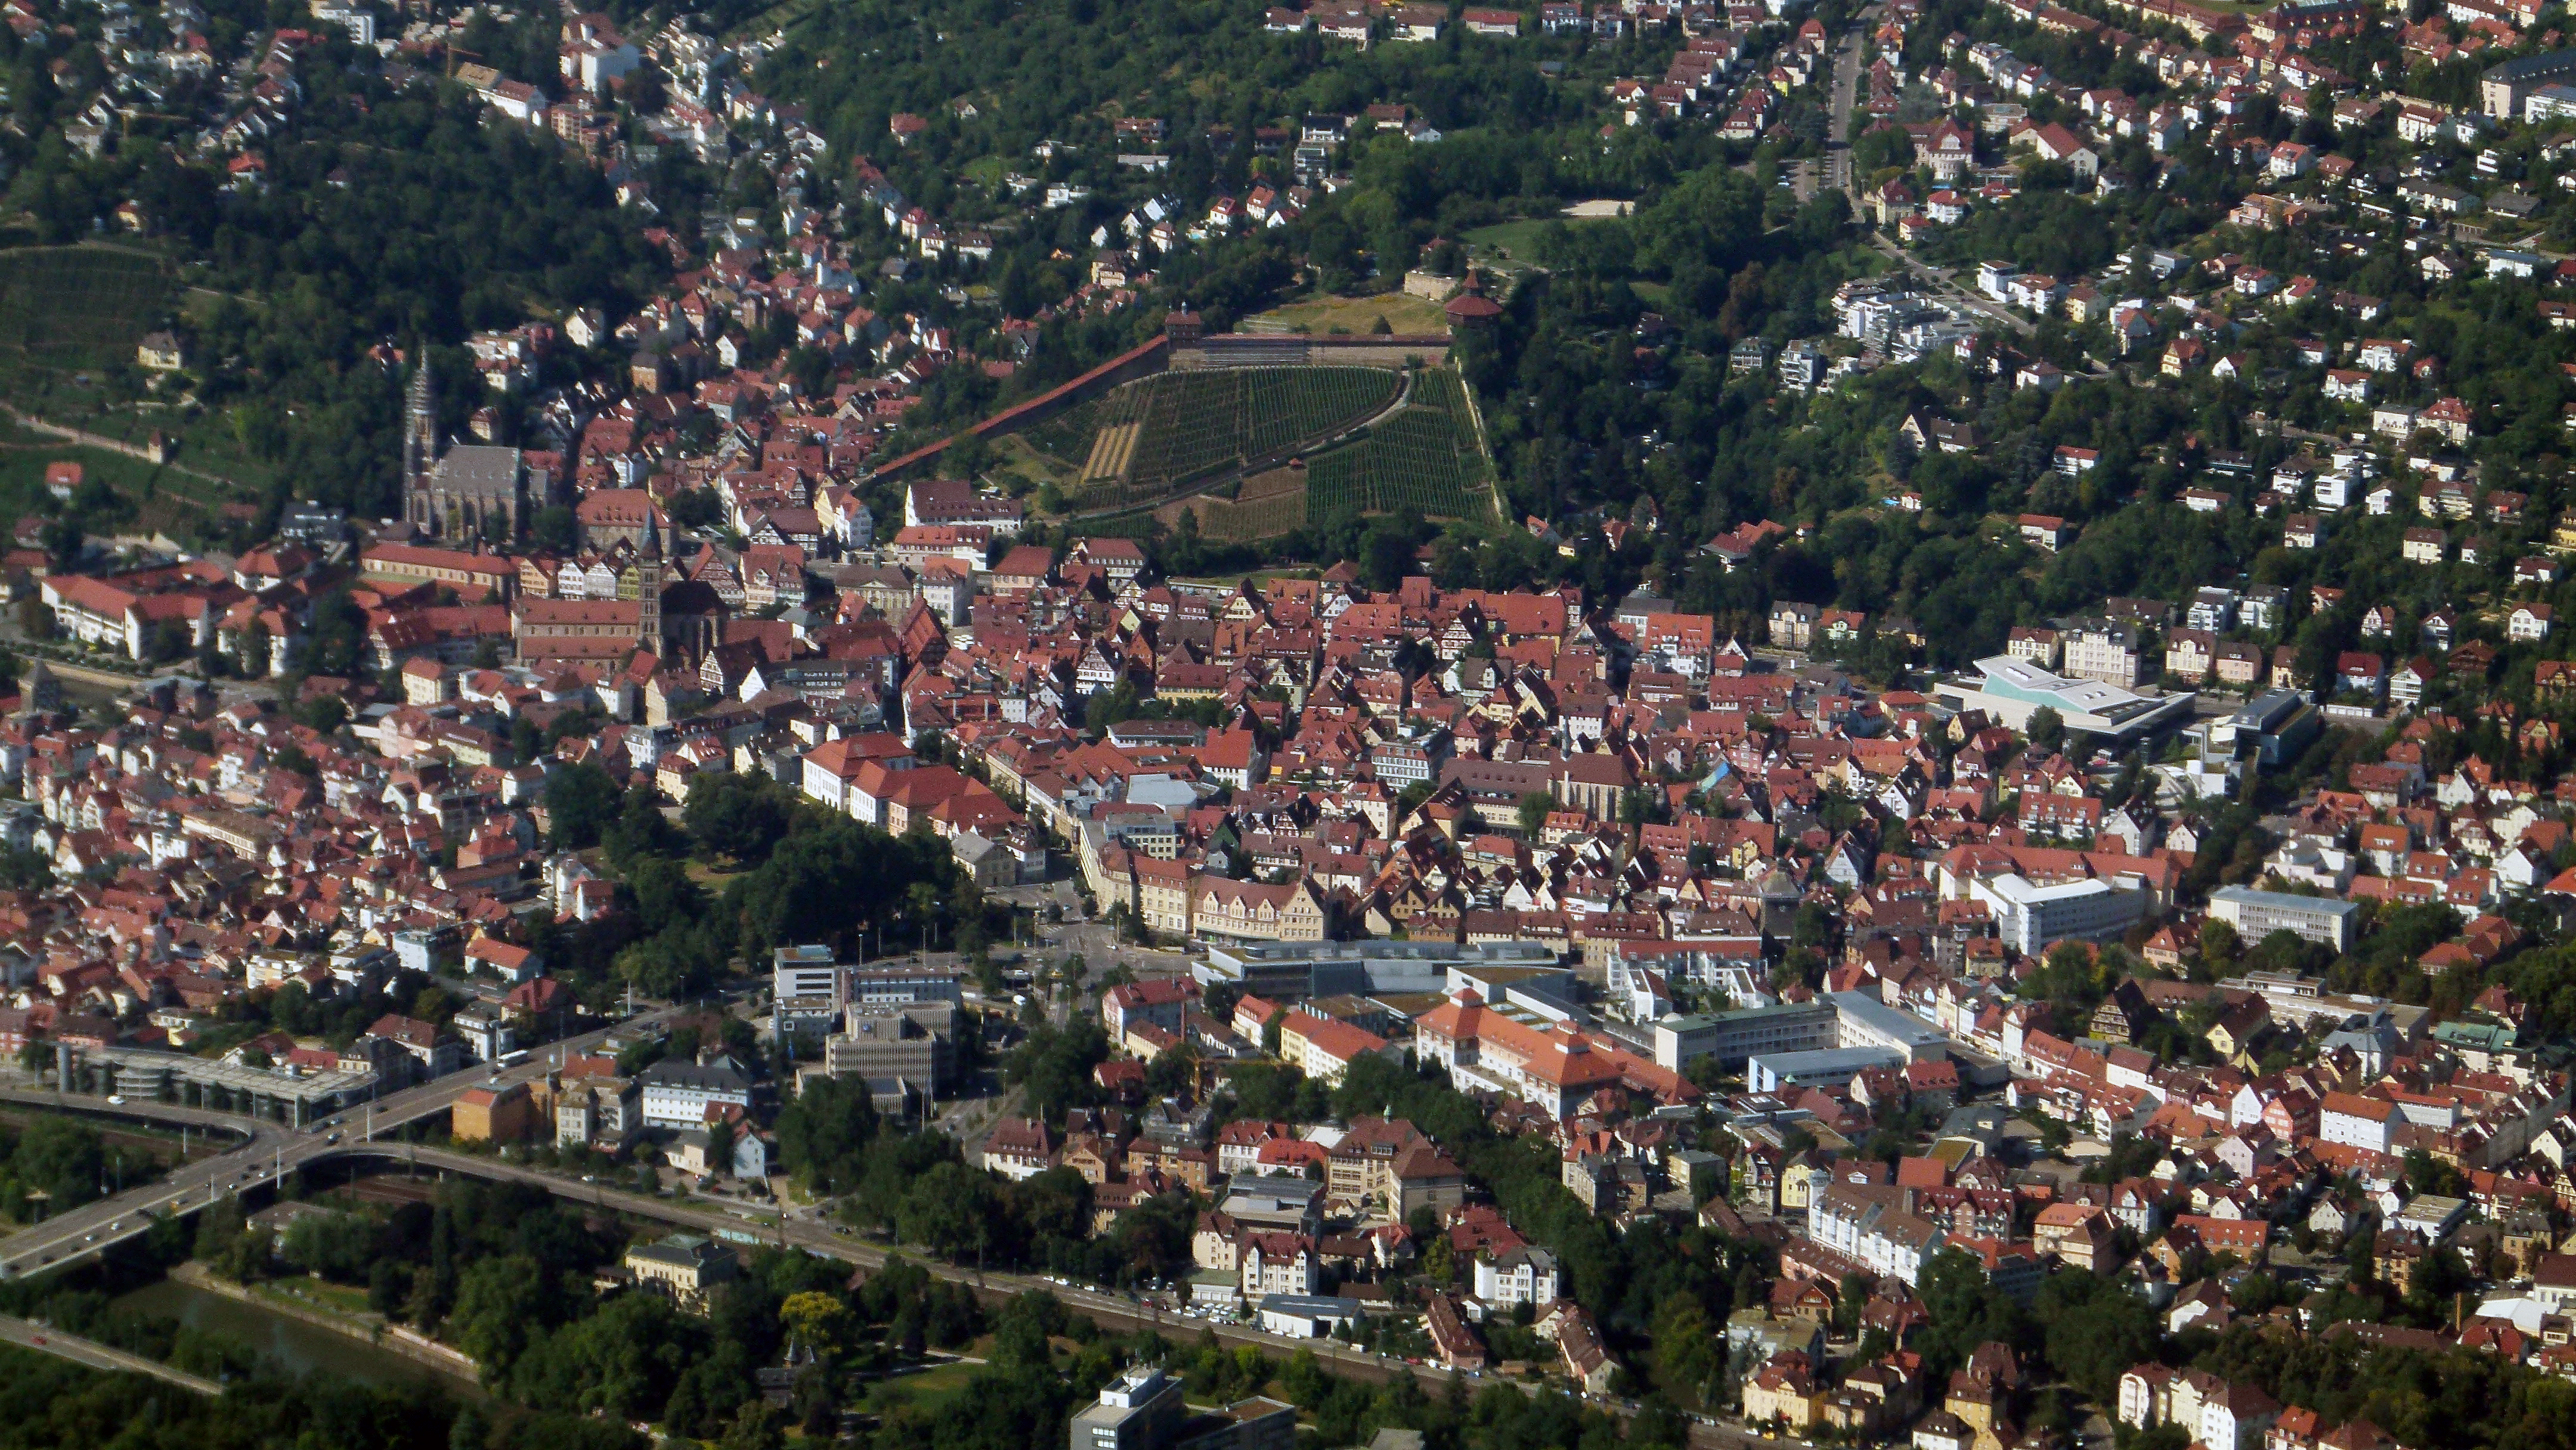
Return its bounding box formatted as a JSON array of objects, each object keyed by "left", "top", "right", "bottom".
[
  {"left": 1069, "top": 1365, "right": 1183, "bottom": 1450},
  {"left": 1971, "top": 873, "right": 2145, "bottom": 955},
  {"left": 772, "top": 944, "right": 840, "bottom": 1002},
  {"left": 1938, "top": 654, "right": 2196, "bottom": 743},
  {"left": 2207, "top": 887, "right": 2363, "bottom": 953}
]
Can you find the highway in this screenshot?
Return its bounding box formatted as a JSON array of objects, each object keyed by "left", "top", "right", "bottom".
[
  {"left": 0, "top": 1009, "right": 1780, "bottom": 1448},
  {"left": 0, "top": 1310, "right": 225, "bottom": 1394},
  {"left": 0, "top": 1090, "right": 1772, "bottom": 1444},
  {"left": 376, "top": 1139, "right": 1434, "bottom": 1390},
  {"left": 0, "top": 1003, "right": 685, "bottom": 1279},
  {"left": 0, "top": 1090, "right": 289, "bottom": 1279},
  {"left": 370, "top": 1141, "right": 1772, "bottom": 1449}
]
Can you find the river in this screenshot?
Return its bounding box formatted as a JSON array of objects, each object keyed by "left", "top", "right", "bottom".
[{"left": 110, "top": 1278, "right": 483, "bottom": 1395}]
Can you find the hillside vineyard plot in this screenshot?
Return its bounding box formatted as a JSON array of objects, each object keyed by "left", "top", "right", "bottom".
[
  {"left": 1304, "top": 368, "right": 1497, "bottom": 522},
  {"left": 1035, "top": 367, "right": 1400, "bottom": 506},
  {"left": 1123, "top": 368, "right": 1398, "bottom": 492},
  {"left": 0, "top": 248, "right": 172, "bottom": 370}
]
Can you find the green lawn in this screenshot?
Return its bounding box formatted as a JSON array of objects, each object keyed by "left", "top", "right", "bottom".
[
  {"left": 256, "top": 1277, "right": 379, "bottom": 1319},
  {"left": 863, "top": 1359, "right": 984, "bottom": 1412},
  {"left": 1461, "top": 213, "right": 1621, "bottom": 267}
]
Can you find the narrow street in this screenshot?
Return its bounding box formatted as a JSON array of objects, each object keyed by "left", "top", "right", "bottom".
[
  {"left": 1826, "top": 16, "right": 1865, "bottom": 199},
  {"left": 1823, "top": 5, "right": 2037, "bottom": 340},
  {"left": 1866, "top": 234, "right": 2038, "bottom": 336}
]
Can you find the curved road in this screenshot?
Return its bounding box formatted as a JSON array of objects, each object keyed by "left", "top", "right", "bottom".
[
  {"left": 2, "top": 1036, "right": 1778, "bottom": 1449},
  {"left": 0, "top": 1090, "right": 286, "bottom": 1278},
  {"left": 0, "top": 1310, "right": 225, "bottom": 1394},
  {"left": 0, "top": 1003, "right": 684, "bottom": 1278}
]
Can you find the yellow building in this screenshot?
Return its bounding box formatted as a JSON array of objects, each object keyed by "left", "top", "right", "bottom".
[
  {"left": 452, "top": 1082, "right": 532, "bottom": 1144},
  {"left": 624, "top": 1234, "right": 738, "bottom": 1312},
  {"left": 1744, "top": 1353, "right": 1820, "bottom": 1431}
]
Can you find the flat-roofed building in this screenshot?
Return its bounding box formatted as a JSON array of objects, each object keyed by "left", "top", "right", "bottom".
[
  {"left": 1070, "top": 1365, "right": 1184, "bottom": 1450},
  {"left": 1749, "top": 1046, "right": 1909, "bottom": 1094},
  {"left": 1831, "top": 991, "right": 1952, "bottom": 1061},
  {"left": 2207, "top": 886, "right": 2363, "bottom": 952},
  {"left": 821, "top": 1000, "right": 957, "bottom": 1095},
  {"left": 1971, "top": 873, "right": 2146, "bottom": 955},
  {"left": 1652, "top": 1000, "right": 1840, "bottom": 1071},
  {"left": 1938, "top": 655, "right": 2196, "bottom": 743}
]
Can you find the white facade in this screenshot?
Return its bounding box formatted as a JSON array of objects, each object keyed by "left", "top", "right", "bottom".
[
  {"left": 1971, "top": 872, "right": 2145, "bottom": 954},
  {"left": 1239, "top": 1239, "right": 1317, "bottom": 1299},
  {"left": 2319, "top": 1097, "right": 2395, "bottom": 1153},
  {"left": 1472, "top": 1247, "right": 1561, "bottom": 1308}
]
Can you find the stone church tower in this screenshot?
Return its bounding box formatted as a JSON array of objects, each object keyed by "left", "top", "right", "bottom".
[
  {"left": 398, "top": 362, "right": 524, "bottom": 543},
  {"left": 401, "top": 366, "right": 439, "bottom": 532},
  {"left": 635, "top": 537, "right": 663, "bottom": 655}
]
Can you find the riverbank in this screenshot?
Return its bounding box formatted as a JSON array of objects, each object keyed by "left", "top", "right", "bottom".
[{"left": 163, "top": 1263, "right": 482, "bottom": 1389}]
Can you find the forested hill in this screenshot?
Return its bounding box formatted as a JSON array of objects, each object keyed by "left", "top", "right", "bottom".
[
  {"left": 0, "top": 27, "right": 699, "bottom": 526},
  {"left": 758, "top": 0, "right": 1714, "bottom": 262}
]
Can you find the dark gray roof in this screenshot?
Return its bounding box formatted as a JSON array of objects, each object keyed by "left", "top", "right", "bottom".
[
  {"left": 430, "top": 445, "right": 524, "bottom": 494},
  {"left": 642, "top": 1056, "right": 753, "bottom": 1090}
]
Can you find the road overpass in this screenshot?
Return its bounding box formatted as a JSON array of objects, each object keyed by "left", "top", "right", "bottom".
[
  {"left": 0, "top": 1005, "right": 683, "bottom": 1279},
  {"left": 0, "top": 1083, "right": 1470, "bottom": 1401},
  {"left": 0, "top": 1310, "right": 225, "bottom": 1395},
  {"left": 0, "top": 1019, "right": 1775, "bottom": 1449}
]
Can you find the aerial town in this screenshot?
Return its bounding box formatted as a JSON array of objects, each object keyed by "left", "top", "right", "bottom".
[{"left": 22, "top": 0, "right": 2576, "bottom": 1442}]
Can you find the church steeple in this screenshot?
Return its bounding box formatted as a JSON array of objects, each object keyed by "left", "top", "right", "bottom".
[
  {"left": 402, "top": 365, "right": 439, "bottom": 531},
  {"left": 636, "top": 531, "right": 664, "bottom": 655}
]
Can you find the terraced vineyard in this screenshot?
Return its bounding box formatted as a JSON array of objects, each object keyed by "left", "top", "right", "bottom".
[
  {"left": 1125, "top": 367, "right": 1399, "bottom": 493},
  {"left": 1023, "top": 378, "right": 1148, "bottom": 467},
  {"left": 1304, "top": 367, "right": 1497, "bottom": 523},
  {"left": 1024, "top": 365, "right": 1400, "bottom": 509},
  {"left": 1010, "top": 361, "right": 1491, "bottom": 537},
  {"left": 1161, "top": 464, "right": 1312, "bottom": 541},
  {"left": 0, "top": 247, "right": 172, "bottom": 377}
]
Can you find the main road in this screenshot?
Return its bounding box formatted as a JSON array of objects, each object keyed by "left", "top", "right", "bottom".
[
  {"left": 370, "top": 1141, "right": 1775, "bottom": 1450},
  {"left": 0, "top": 1310, "right": 225, "bottom": 1395},
  {"left": 0, "top": 1002, "right": 687, "bottom": 1278},
  {"left": 0, "top": 1090, "right": 1778, "bottom": 1448},
  {"left": 0, "top": 1005, "right": 1787, "bottom": 1450}
]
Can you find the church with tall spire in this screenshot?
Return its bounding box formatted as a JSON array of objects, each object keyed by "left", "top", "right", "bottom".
[{"left": 401, "top": 362, "right": 527, "bottom": 543}]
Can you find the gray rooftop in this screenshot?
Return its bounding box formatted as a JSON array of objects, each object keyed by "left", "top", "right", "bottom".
[{"left": 2209, "top": 886, "right": 2362, "bottom": 919}]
